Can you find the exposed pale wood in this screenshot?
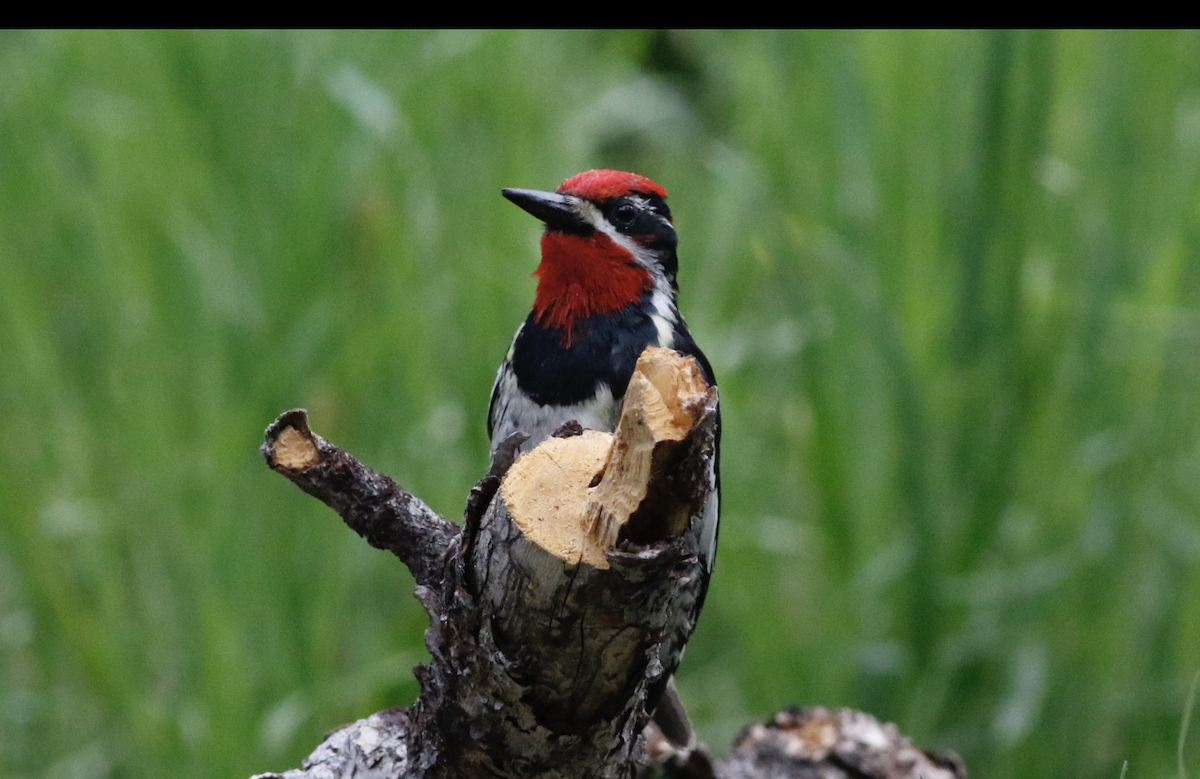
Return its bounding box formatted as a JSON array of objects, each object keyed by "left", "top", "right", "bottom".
[
  {"left": 273, "top": 424, "right": 318, "bottom": 469},
  {"left": 586, "top": 347, "right": 712, "bottom": 551},
  {"left": 500, "top": 347, "right": 714, "bottom": 570},
  {"left": 503, "top": 429, "right": 614, "bottom": 568}
]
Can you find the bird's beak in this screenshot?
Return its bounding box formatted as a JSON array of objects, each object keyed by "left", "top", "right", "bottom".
[{"left": 502, "top": 188, "right": 583, "bottom": 232}]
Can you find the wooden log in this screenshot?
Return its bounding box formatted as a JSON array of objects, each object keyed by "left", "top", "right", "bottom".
[
  {"left": 253, "top": 349, "right": 965, "bottom": 779},
  {"left": 407, "top": 348, "right": 719, "bottom": 778}
]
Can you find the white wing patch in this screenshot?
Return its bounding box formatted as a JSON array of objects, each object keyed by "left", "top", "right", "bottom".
[
  {"left": 652, "top": 314, "right": 675, "bottom": 349},
  {"left": 649, "top": 283, "right": 677, "bottom": 348}
]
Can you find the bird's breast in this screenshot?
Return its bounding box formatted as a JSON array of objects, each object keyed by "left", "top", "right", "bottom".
[
  {"left": 489, "top": 373, "right": 618, "bottom": 458},
  {"left": 511, "top": 304, "right": 662, "bottom": 408}
]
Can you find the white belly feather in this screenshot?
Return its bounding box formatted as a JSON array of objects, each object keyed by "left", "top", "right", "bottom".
[{"left": 488, "top": 362, "right": 618, "bottom": 458}]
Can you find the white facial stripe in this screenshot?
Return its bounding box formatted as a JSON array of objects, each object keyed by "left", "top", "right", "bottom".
[
  {"left": 574, "top": 196, "right": 662, "bottom": 275},
  {"left": 571, "top": 195, "right": 680, "bottom": 334}
]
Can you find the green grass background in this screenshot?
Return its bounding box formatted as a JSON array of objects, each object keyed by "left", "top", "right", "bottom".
[{"left": 2, "top": 29, "right": 1200, "bottom": 778}]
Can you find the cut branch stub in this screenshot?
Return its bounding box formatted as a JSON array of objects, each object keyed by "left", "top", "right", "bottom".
[
  {"left": 502, "top": 429, "right": 614, "bottom": 567},
  {"left": 500, "top": 347, "right": 714, "bottom": 570},
  {"left": 260, "top": 408, "right": 458, "bottom": 590},
  {"left": 588, "top": 347, "right": 712, "bottom": 552},
  {"left": 256, "top": 365, "right": 968, "bottom": 779},
  {"left": 416, "top": 346, "right": 718, "bottom": 776},
  {"left": 262, "top": 408, "right": 321, "bottom": 471},
  {"left": 272, "top": 421, "right": 320, "bottom": 470}
]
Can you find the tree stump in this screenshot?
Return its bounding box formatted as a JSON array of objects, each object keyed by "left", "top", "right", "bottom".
[{"left": 253, "top": 348, "right": 965, "bottom": 779}]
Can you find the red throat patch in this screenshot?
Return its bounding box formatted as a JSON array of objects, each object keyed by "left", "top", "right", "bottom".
[
  {"left": 533, "top": 231, "right": 652, "bottom": 343},
  {"left": 558, "top": 169, "right": 667, "bottom": 200}
]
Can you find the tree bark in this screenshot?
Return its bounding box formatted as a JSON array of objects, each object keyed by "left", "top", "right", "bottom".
[{"left": 254, "top": 349, "right": 965, "bottom": 779}]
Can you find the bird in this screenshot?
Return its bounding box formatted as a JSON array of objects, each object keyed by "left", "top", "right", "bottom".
[
  {"left": 487, "top": 168, "right": 718, "bottom": 567},
  {"left": 487, "top": 169, "right": 719, "bottom": 753}
]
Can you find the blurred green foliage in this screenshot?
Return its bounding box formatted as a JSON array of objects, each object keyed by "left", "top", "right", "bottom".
[{"left": 2, "top": 29, "right": 1200, "bottom": 779}]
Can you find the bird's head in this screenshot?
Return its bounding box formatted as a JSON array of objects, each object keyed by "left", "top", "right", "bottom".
[{"left": 503, "top": 169, "right": 678, "bottom": 341}]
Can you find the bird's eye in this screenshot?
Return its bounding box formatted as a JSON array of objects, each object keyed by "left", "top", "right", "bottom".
[{"left": 614, "top": 202, "right": 637, "bottom": 227}]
